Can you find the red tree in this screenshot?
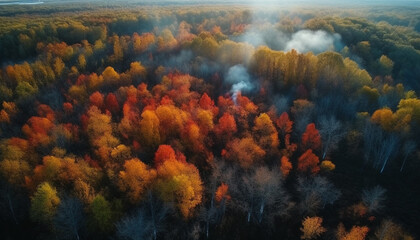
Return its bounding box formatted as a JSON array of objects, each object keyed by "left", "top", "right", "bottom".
[
  {"left": 105, "top": 93, "right": 120, "bottom": 115},
  {"left": 214, "top": 112, "right": 237, "bottom": 140},
  {"left": 89, "top": 91, "right": 104, "bottom": 109},
  {"left": 297, "top": 149, "right": 320, "bottom": 174},
  {"left": 154, "top": 145, "right": 177, "bottom": 166},
  {"left": 276, "top": 112, "right": 293, "bottom": 137},
  {"left": 301, "top": 123, "right": 321, "bottom": 152}
]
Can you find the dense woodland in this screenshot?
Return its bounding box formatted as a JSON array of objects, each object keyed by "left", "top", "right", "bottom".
[{"left": 0, "top": 1, "right": 420, "bottom": 240}]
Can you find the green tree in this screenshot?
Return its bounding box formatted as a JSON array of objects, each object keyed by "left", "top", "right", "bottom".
[
  {"left": 89, "top": 195, "right": 113, "bottom": 233},
  {"left": 30, "top": 182, "right": 60, "bottom": 225}
]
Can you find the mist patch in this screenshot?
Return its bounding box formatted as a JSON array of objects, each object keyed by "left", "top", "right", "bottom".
[{"left": 285, "top": 30, "right": 342, "bottom": 54}]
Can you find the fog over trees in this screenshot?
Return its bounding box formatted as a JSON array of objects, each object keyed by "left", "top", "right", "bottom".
[{"left": 0, "top": 0, "right": 419, "bottom": 239}]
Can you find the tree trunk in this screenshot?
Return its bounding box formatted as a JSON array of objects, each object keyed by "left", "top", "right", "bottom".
[
  {"left": 258, "top": 201, "right": 265, "bottom": 223},
  {"left": 400, "top": 154, "right": 408, "bottom": 172},
  {"left": 7, "top": 194, "right": 18, "bottom": 225},
  {"left": 149, "top": 191, "right": 157, "bottom": 240}
]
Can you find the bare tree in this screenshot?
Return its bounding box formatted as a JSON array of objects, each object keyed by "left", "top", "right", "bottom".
[
  {"left": 363, "top": 123, "right": 399, "bottom": 173},
  {"left": 145, "top": 191, "right": 170, "bottom": 240},
  {"left": 375, "top": 219, "right": 412, "bottom": 240},
  {"left": 54, "top": 197, "right": 84, "bottom": 240},
  {"left": 361, "top": 185, "right": 386, "bottom": 213},
  {"left": 295, "top": 115, "right": 311, "bottom": 141},
  {"left": 233, "top": 166, "right": 291, "bottom": 223},
  {"left": 400, "top": 140, "right": 417, "bottom": 172},
  {"left": 116, "top": 193, "right": 169, "bottom": 240},
  {"left": 363, "top": 122, "right": 376, "bottom": 164},
  {"left": 200, "top": 159, "right": 233, "bottom": 238},
  {"left": 0, "top": 181, "right": 28, "bottom": 226},
  {"left": 116, "top": 209, "right": 151, "bottom": 240},
  {"left": 297, "top": 176, "right": 341, "bottom": 215},
  {"left": 378, "top": 134, "right": 399, "bottom": 173},
  {"left": 318, "top": 115, "right": 345, "bottom": 159},
  {"left": 199, "top": 204, "right": 218, "bottom": 239}
]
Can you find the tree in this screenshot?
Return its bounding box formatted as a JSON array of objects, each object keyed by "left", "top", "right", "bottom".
[
  {"left": 363, "top": 123, "right": 399, "bottom": 173},
  {"left": 118, "top": 158, "right": 157, "bottom": 204},
  {"left": 127, "top": 62, "right": 147, "bottom": 84},
  {"left": 30, "top": 182, "right": 60, "bottom": 225},
  {"left": 215, "top": 183, "right": 231, "bottom": 203},
  {"left": 223, "top": 137, "right": 266, "bottom": 169},
  {"left": 375, "top": 219, "right": 413, "bottom": 240},
  {"left": 158, "top": 29, "right": 178, "bottom": 51},
  {"left": 297, "top": 176, "right": 341, "bottom": 214},
  {"left": 155, "top": 158, "right": 203, "bottom": 218},
  {"left": 318, "top": 116, "right": 344, "bottom": 159},
  {"left": 196, "top": 109, "right": 214, "bottom": 134},
  {"left": 213, "top": 112, "right": 237, "bottom": 142},
  {"left": 202, "top": 159, "right": 234, "bottom": 238},
  {"left": 73, "top": 179, "right": 95, "bottom": 204},
  {"left": 397, "top": 98, "right": 420, "bottom": 124},
  {"left": 378, "top": 55, "right": 394, "bottom": 76},
  {"left": 370, "top": 107, "right": 412, "bottom": 132},
  {"left": 276, "top": 112, "right": 293, "bottom": 140},
  {"left": 154, "top": 145, "right": 177, "bottom": 166},
  {"left": 233, "top": 167, "right": 290, "bottom": 223},
  {"left": 155, "top": 105, "right": 188, "bottom": 141},
  {"left": 297, "top": 149, "right": 320, "bottom": 174},
  {"left": 53, "top": 57, "right": 66, "bottom": 76},
  {"left": 301, "top": 123, "right": 321, "bottom": 152},
  {"left": 88, "top": 195, "right": 113, "bottom": 233},
  {"left": 102, "top": 66, "right": 120, "bottom": 86},
  {"left": 86, "top": 106, "right": 118, "bottom": 149},
  {"left": 89, "top": 91, "right": 104, "bottom": 109},
  {"left": 22, "top": 116, "right": 54, "bottom": 147},
  {"left": 105, "top": 93, "right": 120, "bottom": 115},
  {"left": 0, "top": 180, "right": 28, "bottom": 225},
  {"left": 54, "top": 197, "right": 84, "bottom": 240},
  {"left": 361, "top": 185, "right": 386, "bottom": 213},
  {"left": 320, "top": 160, "right": 335, "bottom": 172},
  {"left": 0, "top": 101, "right": 17, "bottom": 123},
  {"left": 253, "top": 113, "right": 279, "bottom": 152},
  {"left": 400, "top": 140, "right": 417, "bottom": 172},
  {"left": 280, "top": 156, "right": 292, "bottom": 178},
  {"left": 77, "top": 54, "right": 86, "bottom": 71},
  {"left": 139, "top": 110, "right": 160, "bottom": 150},
  {"left": 300, "top": 216, "right": 326, "bottom": 240},
  {"left": 116, "top": 209, "right": 151, "bottom": 240},
  {"left": 0, "top": 159, "right": 30, "bottom": 185},
  {"left": 337, "top": 224, "right": 369, "bottom": 240},
  {"left": 145, "top": 191, "right": 170, "bottom": 240}
]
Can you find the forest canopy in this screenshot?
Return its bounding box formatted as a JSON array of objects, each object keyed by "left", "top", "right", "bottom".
[{"left": 0, "top": 1, "right": 419, "bottom": 240}]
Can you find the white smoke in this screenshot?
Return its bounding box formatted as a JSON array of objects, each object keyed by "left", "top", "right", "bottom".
[
  {"left": 225, "top": 65, "right": 255, "bottom": 104},
  {"left": 237, "top": 26, "right": 343, "bottom": 54},
  {"left": 285, "top": 30, "right": 342, "bottom": 54},
  {"left": 237, "top": 26, "right": 289, "bottom": 51}
]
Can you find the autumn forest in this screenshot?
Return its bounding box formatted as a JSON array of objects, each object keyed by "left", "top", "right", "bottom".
[{"left": 0, "top": 0, "right": 420, "bottom": 239}]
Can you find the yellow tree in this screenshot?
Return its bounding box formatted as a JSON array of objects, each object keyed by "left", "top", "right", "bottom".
[
  {"left": 30, "top": 182, "right": 60, "bottom": 225},
  {"left": 253, "top": 113, "right": 279, "bottom": 152},
  {"left": 337, "top": 224, "right": 369, "bottom": 240},
  {"left": 139, "top": 110, "right": 161, "bottom": 150},
  {"left": 0, "top": 159, "right": 30, "bottom": 185},
  {"left": 155, "top": 158, "right": 203, "bottom": 218},
  {"left": 398, "top": 98, "right": 420, "bottom": 124},
  {"left": 118, "top": 158, "right": 157, "bottom": 203},
  {"left": 300, "top": 216, "right": 326, "bottom": 240},
  {"left": 223, "top": 137, "right": 266, "bottom": 169},
  {"left": 101, "top": 66, "right": 120, "bottom": 87},
  {"left": 155, "top": 105, "right": 188, "bottom": 141}
]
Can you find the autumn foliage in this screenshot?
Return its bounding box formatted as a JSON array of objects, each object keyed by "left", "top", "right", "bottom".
[
  {"left": 0, "top": 4, "right": 417, "bottom": 239},
  {"left": 301, "top": 123, "right": 322, "bottom": 152},
  {"left": 298, "top": 149, "right": 320, "bottom": 174}
]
